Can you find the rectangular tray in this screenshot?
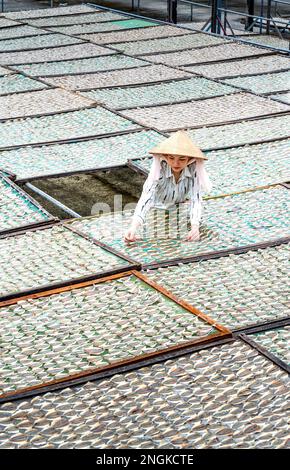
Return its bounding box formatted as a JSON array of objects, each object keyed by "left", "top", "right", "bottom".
[
  {"left": 64, "top": 186, "right": 290, "bottom": 266},
  {"left": 12, "top": 55, "right": 149, "bottom": 77},
  {"left": 40, "top": 64, "right": 192, "bottom": 91},
  {"left": 0, "top": 174, "right": 57, "bottom": 235},
  {"left": 0, "top": 129, "right": 164, "bottom": 182},
  {"left": 182, "top": 114, "right": 290, "bottom": 150},
  {"left": 0, "top": 74, "right": 48, "bottom": 96},
  {"left": 0, "top": 88, "right": 94, "bottom": 121},
  {"left": 79, "top": 24, "right": 193, "bottom": 45},
  {"left": 49, "top": 18, "right": 159, "bottom": 36},
  {"left": 185, "top": 54, "right": 290, "bottom": 79},
  {"left": 121, "top": 92, "right": 289, "bottom": 131},
  {"left": 222, "top": 70, "right": 290, "bottom": 95},
  {"left": 80, "top": 77, "right": 237, "bottom": 110},
  {"left": 0, "top": 224, "right": 138, "bottom": 302},
  {"left": 0, "top": 270, "right": 228, "bottom": 399},
  {"left": 0, "top": 107, "right": 140, "bottom": 150},
  {"left": 0, "top": 340, "right": 288, "bottom": 448},
  {"left": 108, "top": 33, "right": 227, "bottom": 55},
  {"left": 143, "top": 42, "right": 274, "bottom": 67},
  {"left": 0, "top": 43, "right": 116, "bottom": 66},
  {"left": 144, "top": 242, "right": 290, "bottom": 331}
]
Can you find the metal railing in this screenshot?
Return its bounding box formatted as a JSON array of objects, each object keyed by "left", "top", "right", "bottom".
[
  {"left": 273, "top": 0, "right": 290, "bottom": 17},
  {"left": 219, "top": 7, "right": 290, "bottom": 39},
  {"left": 1, "top": 0, "right": 289, "bottom": 46},
  {"left": 130, "top": 0, "right": 289, "bottom": 38}
]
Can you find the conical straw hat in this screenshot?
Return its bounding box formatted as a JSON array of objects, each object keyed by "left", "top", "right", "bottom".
[{"left": 149, "top": 130, "right": 207, "bottom": 160}]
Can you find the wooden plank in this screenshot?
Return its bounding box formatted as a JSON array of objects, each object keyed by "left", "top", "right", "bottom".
[
  {"left": 0, "top": 269, "right": 139, "bottom": 306},
  {"left": 133, "top": 270, "right": 231, "bottom": 334},
  {"left": 0, "top": 330, "right": 231, "bottom": 403}
]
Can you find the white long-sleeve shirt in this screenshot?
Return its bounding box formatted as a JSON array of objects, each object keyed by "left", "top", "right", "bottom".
[{"left": 133, "top": 160, "right": 203, "bottom": 226}]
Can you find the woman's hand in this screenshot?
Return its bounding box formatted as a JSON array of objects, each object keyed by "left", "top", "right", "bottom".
[
  {"left": 124, "top": 228, "right": 138, "bottom": 243},
  {"left": 185, "top": 224, "right": 200, "bottom": 242},
  {"left": 124, "top": 218, "right": 142, "bottom": 243}
]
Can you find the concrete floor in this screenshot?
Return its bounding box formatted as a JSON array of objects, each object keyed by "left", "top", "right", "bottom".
[
  {"left": 3, "top": 0, "right": 289, "bottom": 18},
  {"left": 1, "top": 0, "right": 78, "bottom": 13},
  {"left": 2, "top": 0, "right": 48, "bottom": 12},
  {"left": 23, "top": 168, "right": 145, "bottom": 220}
]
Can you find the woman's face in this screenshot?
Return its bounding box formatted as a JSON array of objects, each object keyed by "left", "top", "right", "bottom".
[{"left": 164, "top": 154, "right": 192, "bottom": 172}]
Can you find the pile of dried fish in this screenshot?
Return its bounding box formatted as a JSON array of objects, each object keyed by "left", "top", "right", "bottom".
[
  {"left": 0, "top": 25, "right": 51, "bottom": 40},
  {"left": 80, "top": 24, "right": 192, "bottom": 45},
  {"left": 0, "top": 225, "right": 129, "bottom": 299},
  {"left": 240, "top": 35, "right": 290, "bottom": 51},
  {"left": 0, "top": 130, "right": 163, "bottom": 180},
  {"left": 0, "top": 2, "right": 289, "bottom": 450},
  {"left": 0, "top": 176, "right": 52, "bottom": 233},
  {"left": 144, "top": 243, "right": 289, "bottom": 329},
  {"left": 0, "top": 88, "right": 94, "bottom": 120},
  {"left": 223, "top": 70, "right": 290, "bottom": 95},
  {"left": 185, "top": 54, "right": 290, "bottom": 79},
  {"left": 185, "top": 115, "right": 290, "bottom": 150},
  {"left": 0, "top": 18, "right": 20, "bottom": 28},
  {"left": 0, "top": 43, "right": 116, "bottom": 65},
  {"left": 81, "top": 77, "right": 236, "bottom": 110},
  {"left": 0, "top": 341, "right": 288, "bottom": 448},
  {"left": 109, "top": 33, "right": 225, "bottom": 55},
  {"left": 26, "top": 11, "right": 125, "bottom": 27},
  {"left": 68, "top": 186, "right": 289, "bottom": 265},
  {"left": 14, "top": 55, "right": 149, "bottom": 77},
  {"left": 0, "top": 273, "right": 217, "bottom": 394},
  {"left": 0, "top": 107, "right": 139, "bottom": 149},
  {"left": 0, "top": 74, "right": 48, "bottom": 96},
  {"left": 122, "top": 93, "right": 289, "bottom": 131},
  {"left": 0, "top": 34, "right": 83, "bottom": 53},
  {"left": 252, "top": 327, "right": 290, "bottom": 364},
  {"left": 3, "top": 4, "right": 97, "bottom": 19},
  {"left": 143, "top": 42, "right": 272, "bottom": 67},
  {"left": 41, "top": 64, "right": 192, "bottom": 91},
  {"left": 203, "top": 138, "right": 290, "bottom": 195}
]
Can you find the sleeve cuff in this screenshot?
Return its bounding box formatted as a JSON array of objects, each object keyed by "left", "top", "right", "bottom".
[
  {"left": 131, "top": 215, "right": 144, "bottom": 227},
  {"left": 190, "top": 220, "right": 200, "bottom": 227}
]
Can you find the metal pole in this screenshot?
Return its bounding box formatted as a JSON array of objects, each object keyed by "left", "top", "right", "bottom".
[
  {"left": 224, "top": 8, "right": 227, "bottom": 34},
  {"left": 247, "top": 0, "right": 255, "bottom": 31},
  {"left": 211, "top": 0, "right": 218, "bottom": 33},
  {"left": 167, "top": 0, "right": 171, "bottom": 22},
  {"left": 172, "top": 0, "right": 178, "bottom": 24},
  {"left": 167, "top": 0, "right": 176, "bottom": 23},
  {"left": 266, "top": 0, "right": 272, "bottom": 34},
  {"left": 259, "top": 0, "right": 263, "bottom": 34},
  {"left": 25, "top": 183, "right": 81, "bottom": 218},
  {"left": 211, "top": 0, "right": 223, "bottom": 34},
  {"left": 217, "top": 0, "right": 223, "bottom": 34}
]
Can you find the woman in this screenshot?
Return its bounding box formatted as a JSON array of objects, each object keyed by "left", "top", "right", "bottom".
[{"left": 124, "top": 130, "right": 212, "bottom": 242}]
